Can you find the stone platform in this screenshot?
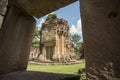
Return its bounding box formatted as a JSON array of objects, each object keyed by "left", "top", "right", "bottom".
[
  {"left": 28, "top": 60, "right": 84, "bottom": 65},
  {"left": 0, "top": 71, "right": 80, "bottom": 80}
]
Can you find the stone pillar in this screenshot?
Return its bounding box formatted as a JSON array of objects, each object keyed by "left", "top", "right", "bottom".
[
  {"left": 0, "top": 7, "right": 35, "bottom": 75},
  {"left": 80, "top": 0, "right": 120, "bottom": 79},
  {"left": 57, "top": 35, "right": 60, "bottom": 61},
  {"left": 47, "top": 47, "right": 50, "bottom": 60},
  {"left": 42, "top": 47, "right": 46, "bottom": 61},
  {"left": 50, "top": 46, "right": 52, "bottom": 60},
  {"left": 61, "top": 35, "right": 65, "bottom": 61},
  {"left": 53, "top": 46, "right": 57, "bottom": 60},
  {"left": 53, "top": 27, "right": 59, "bottom": 61}
]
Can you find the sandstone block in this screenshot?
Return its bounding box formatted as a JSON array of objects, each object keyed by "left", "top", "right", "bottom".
[
  {"left": 9, "top": 0, "right": 76, "bottom": 18},
  {"left": 0, "top": 7, "right": 35, "bottom": 75}
]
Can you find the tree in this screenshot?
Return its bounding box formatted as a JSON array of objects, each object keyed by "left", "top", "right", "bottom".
[
  {"left": 45, "top": 13, "right": 57, "bottom": 23},
  {"left": 32, "top": 27, "right": 40, "bottom": 47},
  {"left": 71, "top": 34, "right": 81, "bottom": 47},
  {"left": 71, "top": 34, "right": 82, "bottom": 55}
]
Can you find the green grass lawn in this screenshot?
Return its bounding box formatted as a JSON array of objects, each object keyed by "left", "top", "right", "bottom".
[{"left": 27, "top": 63, "right": 85, "bottom": 75}]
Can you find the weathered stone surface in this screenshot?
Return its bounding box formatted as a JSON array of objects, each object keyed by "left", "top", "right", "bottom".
[
  {"left": 39, "top": 18, "right": 75, "bottom": 62},
  {"left": 0, "top": 15, "right": 4, "bottom": 29},
  {"left": 0, "top": 71, "right": 80, "bottom": 80},
  {"left": 0, "top": 0, "right": 8, "bottom": 6},
  {"left": 9, "top": 0, "right": 76, "bottom": 18},
  {"left": 0, "top": 0, "right": 8, "bottom": 15},
  {"left": 0, "top": 7, "right": 35, "bottom": 75},
  {"left": 29, "top": 18, "right": 75, "bottom": 62},
  {"left": 80, "top": 0, "right": 120, "bottom": 79}
]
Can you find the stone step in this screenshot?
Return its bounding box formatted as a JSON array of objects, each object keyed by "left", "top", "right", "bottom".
[{"left": 0, "top": 71, "right": 80, "bottom": 80}]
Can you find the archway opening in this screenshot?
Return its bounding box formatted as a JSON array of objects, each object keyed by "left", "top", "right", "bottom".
[{"left": 27, "top": 1, "right": 86, "bottom": 80}]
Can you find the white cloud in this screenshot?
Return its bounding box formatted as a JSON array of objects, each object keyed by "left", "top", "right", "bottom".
[
  {"left": 70, "top": 25, "right": 77, "bottom": 34},
  {"left": 77, "top": 19, "right": 82, "bottom": 34},
  {"left": 70, "top": 19, "right": 82, "bottom": 35}
]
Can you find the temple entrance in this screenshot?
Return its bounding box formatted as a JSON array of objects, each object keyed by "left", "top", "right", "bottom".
[
  {"left": 28, "top": 0, "right": 85, "bottom": 79},
  {"left": 1, "top": 0, "right": 120, "bottom": 80}
]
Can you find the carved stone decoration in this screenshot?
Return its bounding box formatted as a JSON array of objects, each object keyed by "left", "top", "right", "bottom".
[{"left": 39, "top": 18, "right": 75, "bottom": 62}]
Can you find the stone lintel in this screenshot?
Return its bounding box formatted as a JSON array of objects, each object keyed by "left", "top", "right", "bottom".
[{"left": 9, "top": 0, "right": 77, "bottom": 18}]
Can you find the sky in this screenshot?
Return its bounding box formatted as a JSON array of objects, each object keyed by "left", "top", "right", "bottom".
[{"left": 35, "top": 1, "right": 82, "bottom": 40}]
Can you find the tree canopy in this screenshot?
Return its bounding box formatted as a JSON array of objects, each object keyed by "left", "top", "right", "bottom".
[
  {"left": 45, "top": 13, "right": 57, "bottom": 22},
  {"left": 71, "top": 34, "right": 81, "bottom": 46},
  {"left": 71, "top": 34, "right": 82, "bottom": 55}
]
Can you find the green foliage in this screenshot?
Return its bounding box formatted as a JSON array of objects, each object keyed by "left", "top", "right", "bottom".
[
  {"left": 71, "top": 34, "right": 82, "bottom": 55},
  {"left": 46, "top": 13, "right": 57, "bottom": 22},
  {"left": 81, "top": 73, "right": 86, "bottom": 80},
  {"left": 32, "top": 27, "right": 40, "bottom": 48},
  {"left": 71, "top": 34, "right": 81, "bottom": 45}
]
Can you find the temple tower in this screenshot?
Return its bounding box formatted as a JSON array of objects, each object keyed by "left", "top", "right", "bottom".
[{"left": 39, "top": 17, "right": 75, "bottom": 62}]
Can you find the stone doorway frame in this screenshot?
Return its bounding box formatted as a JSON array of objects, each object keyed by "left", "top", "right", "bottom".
[{"left": 1, "top": 0, "right": 120, "bottom": 80}]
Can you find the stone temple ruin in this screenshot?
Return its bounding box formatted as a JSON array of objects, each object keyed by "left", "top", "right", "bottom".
[
  {"left": 1, "top": 0, "right": 120, "bottom": 80},
  {"left": 39, "top": 18, "right": 75, "bottom": 62},
  {"left": 29, "top": 17, "right": 75, "bottom": 62}
]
